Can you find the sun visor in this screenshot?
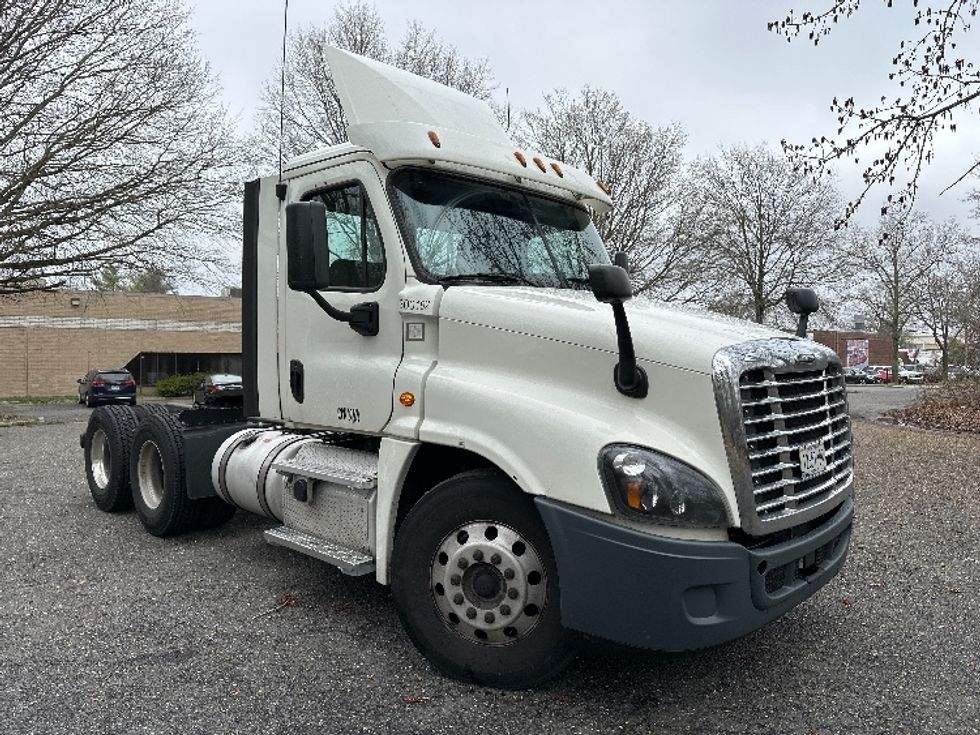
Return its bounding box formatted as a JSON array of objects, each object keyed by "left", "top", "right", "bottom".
[{"left": 323, "top": 47, "right": 613, "bottom": 214}]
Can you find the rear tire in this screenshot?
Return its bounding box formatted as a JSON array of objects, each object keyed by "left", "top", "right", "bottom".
[
  {"left": 130, "top": 412, "right": 198, "bottom": 536},
  {"left": 391, "top": 469, "right": 575, "bottom": 688},
  {"left": 83, "top": 406, "right": 139, "bottom": 512}
]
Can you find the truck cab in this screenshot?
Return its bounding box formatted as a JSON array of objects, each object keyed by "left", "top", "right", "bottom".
[{"left": 83, "top": 48, "right": 854, "bottom": 688}]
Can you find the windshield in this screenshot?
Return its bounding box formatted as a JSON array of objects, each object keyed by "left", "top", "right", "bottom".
[{"left": 390, "top": 169, "right": 610, "bottom": 287}]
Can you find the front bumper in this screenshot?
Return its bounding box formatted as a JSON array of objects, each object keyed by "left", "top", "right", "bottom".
[{"left": 535, "top": 495, "right": 852, "bottom": 651}]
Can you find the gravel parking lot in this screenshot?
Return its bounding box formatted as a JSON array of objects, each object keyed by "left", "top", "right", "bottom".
[{"left": 1, "top": 405, "right": 978, "bottom": 734}]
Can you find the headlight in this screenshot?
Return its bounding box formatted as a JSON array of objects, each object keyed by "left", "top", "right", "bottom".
[{"left": 598, "top": 444, "right": 730, "bottom": 528}]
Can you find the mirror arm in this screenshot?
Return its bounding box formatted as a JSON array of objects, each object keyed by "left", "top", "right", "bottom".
[
  {"left": 611, "top": 302, "right": 649, "bottom": 399},
  {"left": 304, "top": 290, "right": 379, "bottom": 337},
  {"left": 795, "top": 313, "right": 810, "bottom": 339}
]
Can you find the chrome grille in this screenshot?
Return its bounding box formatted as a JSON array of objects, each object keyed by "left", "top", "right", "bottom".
[
  {"left": 713, "top": 339, "right": 854, "bottom": 535},
  {"left": 739, "top": 365, "right": 852, "bottom": 520}
]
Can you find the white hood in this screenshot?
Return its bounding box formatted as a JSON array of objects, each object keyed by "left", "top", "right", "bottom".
[{"left": 438, "top": 287, "right": 789, "bottom": 374}]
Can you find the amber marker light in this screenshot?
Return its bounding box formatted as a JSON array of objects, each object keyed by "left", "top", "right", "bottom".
[
  {"left": 596, "top": 180, "right": 612, "bottom": 195},
  {"left": 533, "top": 156, "right": 547, "bottom": 173},
  {"left": 625, "top": 481, "right": 643, "bottom": 510},
  {"left": 514, "top": 151, "right": 528, "bottom": 167},
  {"left": 399, "top": 392, "right": 416, "bottom": 407},
  {"left": 550, "top": 162, "right": 564, "bottom": 178},
  {"left": 427, "top": 130, "right": 441, "bottom": 148}
]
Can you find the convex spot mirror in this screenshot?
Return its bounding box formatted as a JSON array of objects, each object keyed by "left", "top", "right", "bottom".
[
  {"left": 785, "top": 287, "right": 819, "bottom": 315},
  {"left": 588, "top": 264, "right": 633, "bottom": 303},
  {"left": 285, "top": 201, "right": 330, "bottom": 291}
]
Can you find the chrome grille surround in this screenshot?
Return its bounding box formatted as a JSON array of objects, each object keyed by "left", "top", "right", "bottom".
[{"left": 713, "top": 338, "right": 854, "bottom": 535}]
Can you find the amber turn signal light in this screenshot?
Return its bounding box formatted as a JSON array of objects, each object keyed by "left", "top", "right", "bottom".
[
  {"left": 399, "top": 392, "right": 416, "bottom": 407},
  {"left": 625, "top": 481, "right": 642, "bottom": 510}
]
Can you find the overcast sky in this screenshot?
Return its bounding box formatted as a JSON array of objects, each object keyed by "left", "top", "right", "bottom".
[{"left": 189, "top": 0, "right": 979, "bottom": 227}]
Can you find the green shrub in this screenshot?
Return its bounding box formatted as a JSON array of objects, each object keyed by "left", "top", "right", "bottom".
[{"left": 155, "top": 372, "right": 207, "bottom": 397}]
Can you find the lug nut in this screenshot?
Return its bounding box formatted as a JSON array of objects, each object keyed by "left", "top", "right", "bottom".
[
  {"left": 453, "top": 593, "right": 464, "bottom": 605},
  {"left": 484, "top": 612, "right": 495, "bottom": 624},
  {"left": 472, "top": 550, "right": 484, "bottom": 562},
  {"left": 490, "top": 553, "right": 501, "bottom": 565},
  {"left": 466, "top": 607, "right": 477, "bottom": 620},
  {"left": 500, "top": 604, "right": 511, "bottom": 616},
  {"left": 457, "top": 558, "right": 469, "bottom": 570},
  {"left": 503, "top": 568, "right": 515, "bottom": 580},
  {"left": 450, "top": 574, "right": 461, "bottom": 586},
  {"left": 507, "top": 588, "right": 519, "bottom": 600}
]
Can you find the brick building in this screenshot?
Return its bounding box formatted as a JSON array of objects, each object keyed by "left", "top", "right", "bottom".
[
  {"left": 813, "top": 330, "right": 921, "bottom": 367},
  {"left": 0, "top": 290, "right": 241, "bottom": 397}
]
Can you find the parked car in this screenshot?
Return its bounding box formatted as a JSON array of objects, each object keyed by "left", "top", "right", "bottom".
[
  {"left": 869, "top": 365, "right": 893, "bottom": 382},
  {"left": 77, "top": 369, "right": 137, "bottom": 407},
  {"left": 192, "top": 373, "right": 243, "bottom": 407},
  {"left": 898, "top": 366, "right": 926, "bottom": 384},
  {"left": 844, "top": 367, "right": 881, "bottom": 384}
]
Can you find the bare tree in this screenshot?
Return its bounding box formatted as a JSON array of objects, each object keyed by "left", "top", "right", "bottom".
[
  {"left": 0, "top": 0, "right": 242, "bottom": 296},
  {"left": 769, "top": 1, "right": 980, "bottom": 220},
  {"left": 251, "top": 1, "right": 496, "bottom": 168},
  {"left": 915, "top": 228, "right": 974, "bottom": 374},
  {"left": 688, "top": 145, "right": 842, "bottom": 323},
  {"left": 849, "top": 212, "right": 953, "bottom": 380},
  {"left": 519, "top": 87, "right": 704, "bottom": 300}
]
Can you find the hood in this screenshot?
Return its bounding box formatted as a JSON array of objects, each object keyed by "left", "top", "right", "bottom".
[{"left": 438, "top": 287, "right": 790, "bottom": 374}]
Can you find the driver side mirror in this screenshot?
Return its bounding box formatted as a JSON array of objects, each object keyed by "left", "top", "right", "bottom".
[{"left": 285, "top": 201, "right": 330, "bottom": 291}]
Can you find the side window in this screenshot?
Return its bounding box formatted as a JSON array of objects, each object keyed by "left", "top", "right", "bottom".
[{"left": 311, "top": 184, "right": 385, "bottom": 290}]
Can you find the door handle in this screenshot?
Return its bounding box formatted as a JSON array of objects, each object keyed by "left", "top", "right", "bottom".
[{"left": 289, "top": 359, "right": 304, "bottom": 403}]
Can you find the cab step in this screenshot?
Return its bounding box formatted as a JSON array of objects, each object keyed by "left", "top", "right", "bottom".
[
  {"left": 263, "top": 526, "right": 375, "bottom": 576},
  {"left": 271, "top": 444, "right": 377, "bottom": 489}
]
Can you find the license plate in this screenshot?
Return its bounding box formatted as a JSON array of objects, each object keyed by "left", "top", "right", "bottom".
[
  {"left": 109, "top": 385, "right": 120, "bottom": 391},
  {"left": 799, "top": 442, "right": 827, "bottom": 479}
]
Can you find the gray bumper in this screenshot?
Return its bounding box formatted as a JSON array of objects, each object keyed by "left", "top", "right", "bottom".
[{"left": 535, "top": 496, "right": 852, "bottom": 651}]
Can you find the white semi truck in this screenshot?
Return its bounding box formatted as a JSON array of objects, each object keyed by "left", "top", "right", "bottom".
[{"left": 81, "top": 49, "right": 854, "bottom": 688}]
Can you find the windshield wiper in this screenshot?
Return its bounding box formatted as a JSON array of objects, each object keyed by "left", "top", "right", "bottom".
[
  {"left": 438, "top": 273, "right": 536, "bottom": 287},
  {"left": 564, "top": 276, "right": 592, "bottom": 289}
]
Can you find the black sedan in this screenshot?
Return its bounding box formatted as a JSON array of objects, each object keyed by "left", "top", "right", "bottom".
[
  {"left": 192, "top": 374, "right": 243, "bottom": 407},
  {"left": 844, "top": 367, "right": 881, "bottom": 385},
  {"left": 78, "top": 369, "right": 137, "bottom": 407}
]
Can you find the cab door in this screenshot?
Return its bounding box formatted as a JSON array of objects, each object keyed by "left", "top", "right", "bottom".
[{"left": 280, "top": 161, "right": 404, "bottom": 433}]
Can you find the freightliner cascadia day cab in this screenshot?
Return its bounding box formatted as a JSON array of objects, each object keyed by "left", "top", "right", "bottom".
[{"left": 81, "top": 48, "right": 854, "bottom": 688}]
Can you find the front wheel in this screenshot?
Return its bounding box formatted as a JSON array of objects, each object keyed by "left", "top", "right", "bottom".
[{"left": 391, "top": 470, "right": 575, "bottom": 688}]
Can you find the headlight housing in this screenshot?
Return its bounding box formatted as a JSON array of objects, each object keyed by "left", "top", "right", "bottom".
[{"left": 598, "top": 444, "right": 730, "bottom": 528}]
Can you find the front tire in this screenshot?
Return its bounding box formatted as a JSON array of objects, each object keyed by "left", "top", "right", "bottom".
[{"left": 391, "top": 470, "right": 575, "bottom": 688}]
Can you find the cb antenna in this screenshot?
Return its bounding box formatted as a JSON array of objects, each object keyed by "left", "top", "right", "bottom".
[{"left": 278, "top": 0, "right": 290, "bottom": 182}]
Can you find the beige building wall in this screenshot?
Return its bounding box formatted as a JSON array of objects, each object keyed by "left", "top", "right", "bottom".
[{"left": 0, "top": 290, "right": 241, "bottom": 397}]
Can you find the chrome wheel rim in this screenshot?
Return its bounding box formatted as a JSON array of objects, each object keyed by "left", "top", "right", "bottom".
[
  {"left": 430, "top": 521, "right": 547, "bottom": 646},
  {"left": 90, "top": 429, "right": 110, "bottom": 489},
  {"left": 137, "top": 440, "right": 165, "bottom": 510}
]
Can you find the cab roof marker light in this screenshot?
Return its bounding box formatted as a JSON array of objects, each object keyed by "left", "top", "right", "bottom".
[
  {"left": 427, "top": 130, "right": 441, "bottom": 148},
  {"left": 597, "top": 180, "right": 612, "bottom": 195},
  {"left": 533, "top": 156, "right": 547, "bottom": 173},
  {"left": 550, "top": 162, "right": 564, "bottom": 178},
  {"left": 514, "top": 151, "right": 528, "bottom": 167}
]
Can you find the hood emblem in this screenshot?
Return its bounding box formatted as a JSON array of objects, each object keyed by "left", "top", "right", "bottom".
[{"left": 796, "top": 353, "right": 817, "bottom": 365}]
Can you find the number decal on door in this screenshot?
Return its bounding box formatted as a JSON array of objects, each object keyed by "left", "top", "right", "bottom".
[{"left": 337, "top": 407, "right": 361, "bottom": 424}]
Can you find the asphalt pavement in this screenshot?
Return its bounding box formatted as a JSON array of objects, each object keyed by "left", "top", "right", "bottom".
[{"left": 0, "top": 404, "right": 978, "bottom": 734}]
